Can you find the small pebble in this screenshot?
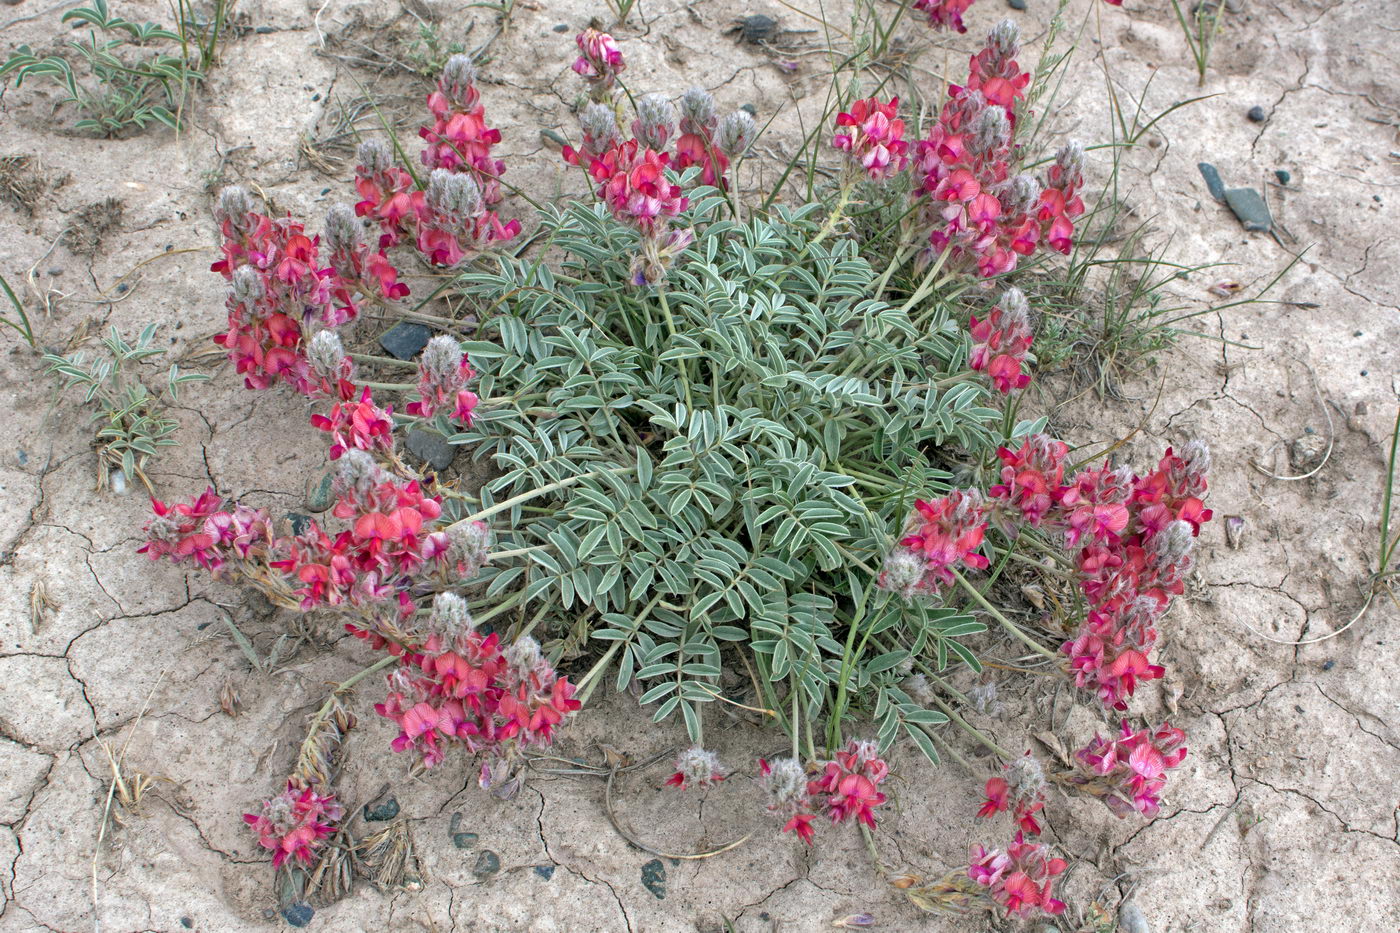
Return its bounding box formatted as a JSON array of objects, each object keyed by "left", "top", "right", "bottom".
[
  {"left": 282, "top": 903, "right": 315, "bottom": 928},
  {"left": 1223, "top": 187, "right": 1273, "bottom": 232},
  {"left": 116, "top": 283, "right": 128, "bottom": 294},
  {"left": 16, "top": 449, "right": 27, "bottom": 466},
  {"left": 453, "top": 831, "right": 479, "bottom": 849},
  {"left": 255, "top": 25, "right": 274, "bottom": 33},
  {"left": 740, "top": 103, "right": 757, "bottom": 116},
  {"left": 1274, "top": 169, "right": 1290, "bottom": 185},
  {"left": 285, "top": 512, "right": 311, "bottom": 536},
  {"left": 1196, "top": 162, "right": 1226, "bottom": 200},
  {"left": 1224, "top": 515, "right": 1245, "bottom": 549},
  {"left": 553, "top": 23, "right": 569, "bottom": 32},
  {"left": 1247, "top": 105, "right": 1266, "bottom": 122},
  {"left": 1322, "top": 659, "right": 1335, "bottom": 671},
  {"left": 180, "top": 920, "right": 193, "bottom": 930},
  {"left": 363, "top": 797, "right": 400, "bottom": 821},
  {"left": 1353, "top": 330, "right": 1363, "bottom": 337},
  {"left": 307, "top": 473, "right": 334, "bottom": 512},
  {"left": 473, "top": 850, "right": 501, "bottom": 878},
  {"left": 312, "top": 93, "right": 321, "bottom": 102},
  {"left": 534, "top": 864, "right": 556, "bottom": 880},
  {"left": 1007, "top": 0, "right": 1027, "bottom": 8},
  {"left": 47, "top": 267, "right": 63, "bottom": 276},
  {"left": 1118, "top": 901, "right": 1151, "bottom": 933},
  {"left": 641, "top": 858, "right": 667, "bottom": 899}
]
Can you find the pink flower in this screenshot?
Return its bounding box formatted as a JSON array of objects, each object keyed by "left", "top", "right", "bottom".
[
  {"left": 572, "top": 28, "right": 625, "bottom": 100},
  {"left": 590, "top": 141, "right": 690, "bottom": 236},
  {"left": 978, "top": 777, "right": 1009, "bottom": 817},
  {"left": 406, "top": 335, "right": 479, "bottom": 427},
  {"left": 1070, "top": 721, "right": 1188, "bottom": 819},
  {"left": 880, "top": 489, "right": 989, "bottom": 598},
  {"left": 914, "top": 0, "right": 976, "bottom": 32},
  {"left": 988, "top": 434, "right": 1070, "bottom": 528},
  {"left": 969, "top": 288, "right": 1034, "bottom": 393},
  {"left": 967, "top": 831, "right": 1066, "bottom": 917},
  {"left": 311, "top": 383, "right": 395, "bottom": 460},
  {"left": 833, "top": 97, "right": 910, "bottom": 180},
  {"left": 420, "top": 56, "right": 508, "bottom": 204},
  {"left": 243, "top": 782, "right": 342, "bottom": 869}
]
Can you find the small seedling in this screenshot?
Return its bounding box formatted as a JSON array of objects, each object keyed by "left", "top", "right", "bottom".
[
  {"left": 43, "top": 324, "right": 208, "bottom": 492},
  {"left": 1169, "top": 0, "right": 1226, "bottom": 86},
  {"left": 0, "top": 0, "right": 203, "bottom": 134}
]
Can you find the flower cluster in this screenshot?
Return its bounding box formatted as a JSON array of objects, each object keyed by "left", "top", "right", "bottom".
[
  {"left": 915, "top": 0, "right": 976, "bottom": 32},
  {"left": 311, "top": 382, "right": 395, "bottom": 460},
  {"left": 369, "top": 594, "right": 581, "bottom": 770},
  {"left": 977, "top": 752, "right": 1048, "bottom": 836},
  {"left": 878, "top": 489, "right": 989, "bottom": 599},
  {"left": 355, "top": 58, "right": 519, "bottom": 268},
  {"left": 967, "top": 831, "right": 1066, "bottom": 917},
  {"left": 982, "top": 437, "right": 1213, "bottom": 711},
  {"left": 908, "top": 21, "right": 1085, "bottom": 276},
  {"left": 243, "top": 782, "right": 343, "bottom": 870},
  {"left": 968, "top": 287, "right": 1034, "bottom": 393},
  {"left": 572, "top": 28, "right": 625, "bottom": 101},
  {"left": 137, "top": 487, "right": 273, "bottom": 575},
  {"left": 1064, "top": 720, "right": 1188, "bottom": 818},
  {"left": 667, "top": 746, "right": 727, "bottom": 789},
  {"left": 758, "top": 740, "right": 890, "bottom": 845},
  {"left": 833, "top": 97, "right": 910, "bottom": 181},
  {"left": 405, "top": 334, "right": 480, "bottom": 425},
  {"left": 211, "top": 188, "right": 377, "bottom": 395}
]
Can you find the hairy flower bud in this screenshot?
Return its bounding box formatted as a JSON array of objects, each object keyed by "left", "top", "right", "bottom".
[
  {"left": 332, "top": 448, "right": 385, "bottom": 502},
  {"left": 215, "top": 185, "right": 256, "bottom": 232},
  {"left": 1181, "top": 439, "right": 1211, "bottom": 477},
  {"left": 420, "top": 335, "right": 464, "bottom": 382},
  {"left": 1003, "top": 173, "right": 1042, "bottom": 215},
  {"left": 439, "top": 54, "right": 478, "bottom": 107},
  {"left": 503, "top": 635, "right": 548, "bottom": 685},
  {"left": 1005, "top": 752, "right": 1045, "bottom": 798},
  {"left": 229, "top": 264, "right": 263, "bottom": 309},
  {"left": 633, "top": 93, "right": 677, "bottom": 150},
  {"left": 429, "top": 591, "right": 474, "bottom": 638},
  {"left": 679, "top": 87, "right": 718, "bottom": 134},
  {"left": 760, "top": 756, "right": 807, "bottom": 809},
  {"left": 307, "top": 330, "right": 351, "bottom": 386},
  {"left": 969, "top": 105, "right": 1011, "bottom": 156},
  {"left": 448, "top": 520, "right": 491, "bottom": 579},
  {"left": 324, "top": 204, "right": 364, "bottom": 256},
  {"left": 1053, "top": 140, "right": 1085, "bottom": 190},
  {"left": 426, "top": 168, "right": 483, "bottom": 220},
  {"left": 998, "top": 287, "right": 1031, "bottom": 329},
  {"left": 715, "top": 110, "right": 757, "bottom": 157},
  {"left": 988, "top": 19, "right": 1021, "bottom": 60},
  {"left": 877, "top": 548, "right": 927, "bottom": 599},
  {"left": 1149, "top": 520, "right": 1196, "bottom": 571},
  {"left": 577, "top": 102, "right": 622, "bottom": 161},
  {"left": 357, "top": 139, "right": 395, "bottom": 176},
  {"left": 671, "top": 745, "right": 726, "bottom": 789}
]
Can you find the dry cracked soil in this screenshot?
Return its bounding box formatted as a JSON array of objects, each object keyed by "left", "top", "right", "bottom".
[{"left": 0, "top": 0, "right": 1397, "bottom": 930}]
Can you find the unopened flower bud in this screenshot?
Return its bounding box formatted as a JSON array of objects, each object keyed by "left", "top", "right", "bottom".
[
  {"left": 633, "top": 93, "right": 677, "bottom": 150},
  {"left": 420, "top": 335, "right": 464, "bottom": 382},
  {"left": 357, "top": 139, "right": 395, "bottom": 176},
  {"left": 324, "top": 204, "right": 364, "bottom": 256},
  {"left": 229, "top": 265, "right": 263, "bottom": 308},
  {"left": 428, "top": 591, "right": 474, "bottom": 638},
  {"left": 503, "top": 635, "right": 545, "bottom": 681},
  {"left": 439, "top": 54, "right": 478, "bottom": 105},
  {"left": 903, "top": 673, "right": 935, "bottom": 706},
  {"left": 988, "top": 19, "right": 1021, "bottom": 60},
  {"left": 333, "top": 448, "right": 385, "bottom": 502},
  {"left": 448, "top": 520, "right": 491, "bottom": 578},
  {"left": 1054, "top": 140, "right": 1085, "bottom": 189},
  {"left": 679, "top": 87, "right": 717, "bottom": 134},
  {"left": 715, "top": 110, "right": 757, "bottom": 157},
  {"left": 760, "top": 756, "right": 807, "bottom": 808},
  {"left": 998, "top": 287, "right": 1032, "bottom": 332},
  {"left": 1004, "top": 174, "right": 1042, "bottom": 215},
  {"left": 307, "top": 330, "right": 350, "bottom": 385},
  {"left": 1181, "top": 439, "right": 1211, "bottom": 477},
  {"left": 970, "top": 106, "right": 1011, "bottom": 156},
  {"left": 216, "top": 186, "right": 256, "bottom": 235},
  {"left": 578, "top": 102, "right": 622, "bottom": 156},
  {"left": 877, "top": 547, "right": 926, "bottom": 598},
  {"left": 1005, "top": 752, "right": 1045, "bottom": 797},
  {"left": 1149, "top": 520, "right": 1196, "bottom": 570},
  {"left": 426, "top": 168, "right": 483, "bottom": 219},
  {"left": 674, "top": 745, "right": 726, "bottom": 789}
]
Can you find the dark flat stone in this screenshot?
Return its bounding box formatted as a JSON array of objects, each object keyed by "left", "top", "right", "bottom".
[
  {"left": 641, "top": 858, "right": 666, "bottom": 899},
  {"left": 406, "top": 429, "right": 456, "bottom": 471},
  {"left": 452, "top": 831, "right": 478, "bottom": 849},
  {"left": 1197, "top": 162, "right": 1226, "bottom": 200},
  {"left": 285, "top": 512, "right": 311, "bottom": 536},
  {"left": 473, "top": 850, "right": 501, "bottom": 878},
  {"left": 1223, "top": 187, "right": 1273, "bottom": 232},
  {"left": 1274, "top": 169, "right": 1290, "bottom": 185},
  {"left": 282, "top": 904, "right": 314, "bottom": 928},
  {"left": 1247, "top": 105, "right": 1267, "bottom": 122},
  {"left": 307, "top": 473, "right": 334, "bottom": 512},
  {"left": 379, "top": 322, "right": 432, "bottom": 360},
  {"left": 1008, "top": 0, "right": 1027, "bottom": 8},
  {"left": 364, "top": 797, "right": 400, "bottom": 821},
  {"left": 534, "top": 864, "right": 556, "bottom": 880}
]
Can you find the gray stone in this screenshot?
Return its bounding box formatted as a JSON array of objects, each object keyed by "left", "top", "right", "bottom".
[
  {"left": 285, "top": 512, "right": 311, "bottom": 536},
  {"left": 1007, "top": 0, "right": 1027, "bottom": 9},
  {"left": 282, "top": 904, "right": 314, "bottom": 928},
  {"left": 364, "top": 796, "right": 400, "bottom": 821},
  {"left": 406, "top": 429, "right": 457, "bottom": 471},
  {"left": 1274, "top": 169, "right": 1290, "bottom": 185},
  {"left": 1223, "top": 187, "right": 1273, "bottom": 232},
  {"left": 306, "top": 472, "right": 334, "bottom": 512},
  {"left": 1197, "top": 162, "right": 1226, "bottom": 200},
  {"left": 641, "top": 858, "right": 666, "bottom": 899},
  {"left": 378, "top": 322, "right": 432, "bottom": 360},
  {"left": 473, "top": 850, "right": 501, "bottom": 878},
  {"left": 1247, "top": 105, "right": 1267, "bottom": 123}
]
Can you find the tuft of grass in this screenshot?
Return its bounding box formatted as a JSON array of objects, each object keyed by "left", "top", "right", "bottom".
[
  {"left": 1169, "top": 0, "right": 1227, "bottom": 87},
  {"left": 0, "top": 271, "right": 36, "bottom": 349}
]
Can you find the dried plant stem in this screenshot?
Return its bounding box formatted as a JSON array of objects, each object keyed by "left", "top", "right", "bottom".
[
  {"left": 603, "top": 761, "right": 751, "bottom": 860},
  {"left": 951, "top": 570, "right": 1059, "bottom": 662}
]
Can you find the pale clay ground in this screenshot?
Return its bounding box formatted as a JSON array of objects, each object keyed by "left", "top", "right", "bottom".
[{"left": 0, "top": 0, "right": 1397, "bottom": 930}]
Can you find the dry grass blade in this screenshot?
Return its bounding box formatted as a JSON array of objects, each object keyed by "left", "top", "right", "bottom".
[
  {"left": 355, "top": 818, "right": 419, "bottom": 890},
  {"left": 29, "top": 579, "right": 57, "bottom": 634}
]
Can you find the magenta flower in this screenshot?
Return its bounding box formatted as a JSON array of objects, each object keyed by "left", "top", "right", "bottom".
[
  {"left": 833, "top": 97, "right": 910, "bottom": 180},
  {"left": 914, "top": 0, "right": 976, "bottom": 32},
  {"left": 988, "top": 433, "right": 1070, "bottom": 528},
  {"left": 572, "top": 28, "right": 625, "bottom": 101},
  {"left": 968, "top": 288, "right": 1034, "bottom": 393},
  {"left": 880, "top": 489, "right": 989, "bottom": 598},
  {"left": 966, "top": 831, "right": 1066, "bottom": 917},
  {"left": 1069, "top": 720, "right": 1188, "bottom": 819},
  {"left": 243, "top": 782, "right": 343, "bottom": 869}
]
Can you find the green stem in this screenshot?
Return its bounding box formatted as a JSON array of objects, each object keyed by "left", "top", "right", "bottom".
[
  {"left": 655, "top": 289, "right": 694, "bottom": 411},
  {"left": 950, "top": 569, "right": 1059, "bottom": 661},
  {"left": 447, "top": 465, "right": 636, "bottom": 529},
  {"left": 349, "top": 352, "right": 417, "bottom": 370}
]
